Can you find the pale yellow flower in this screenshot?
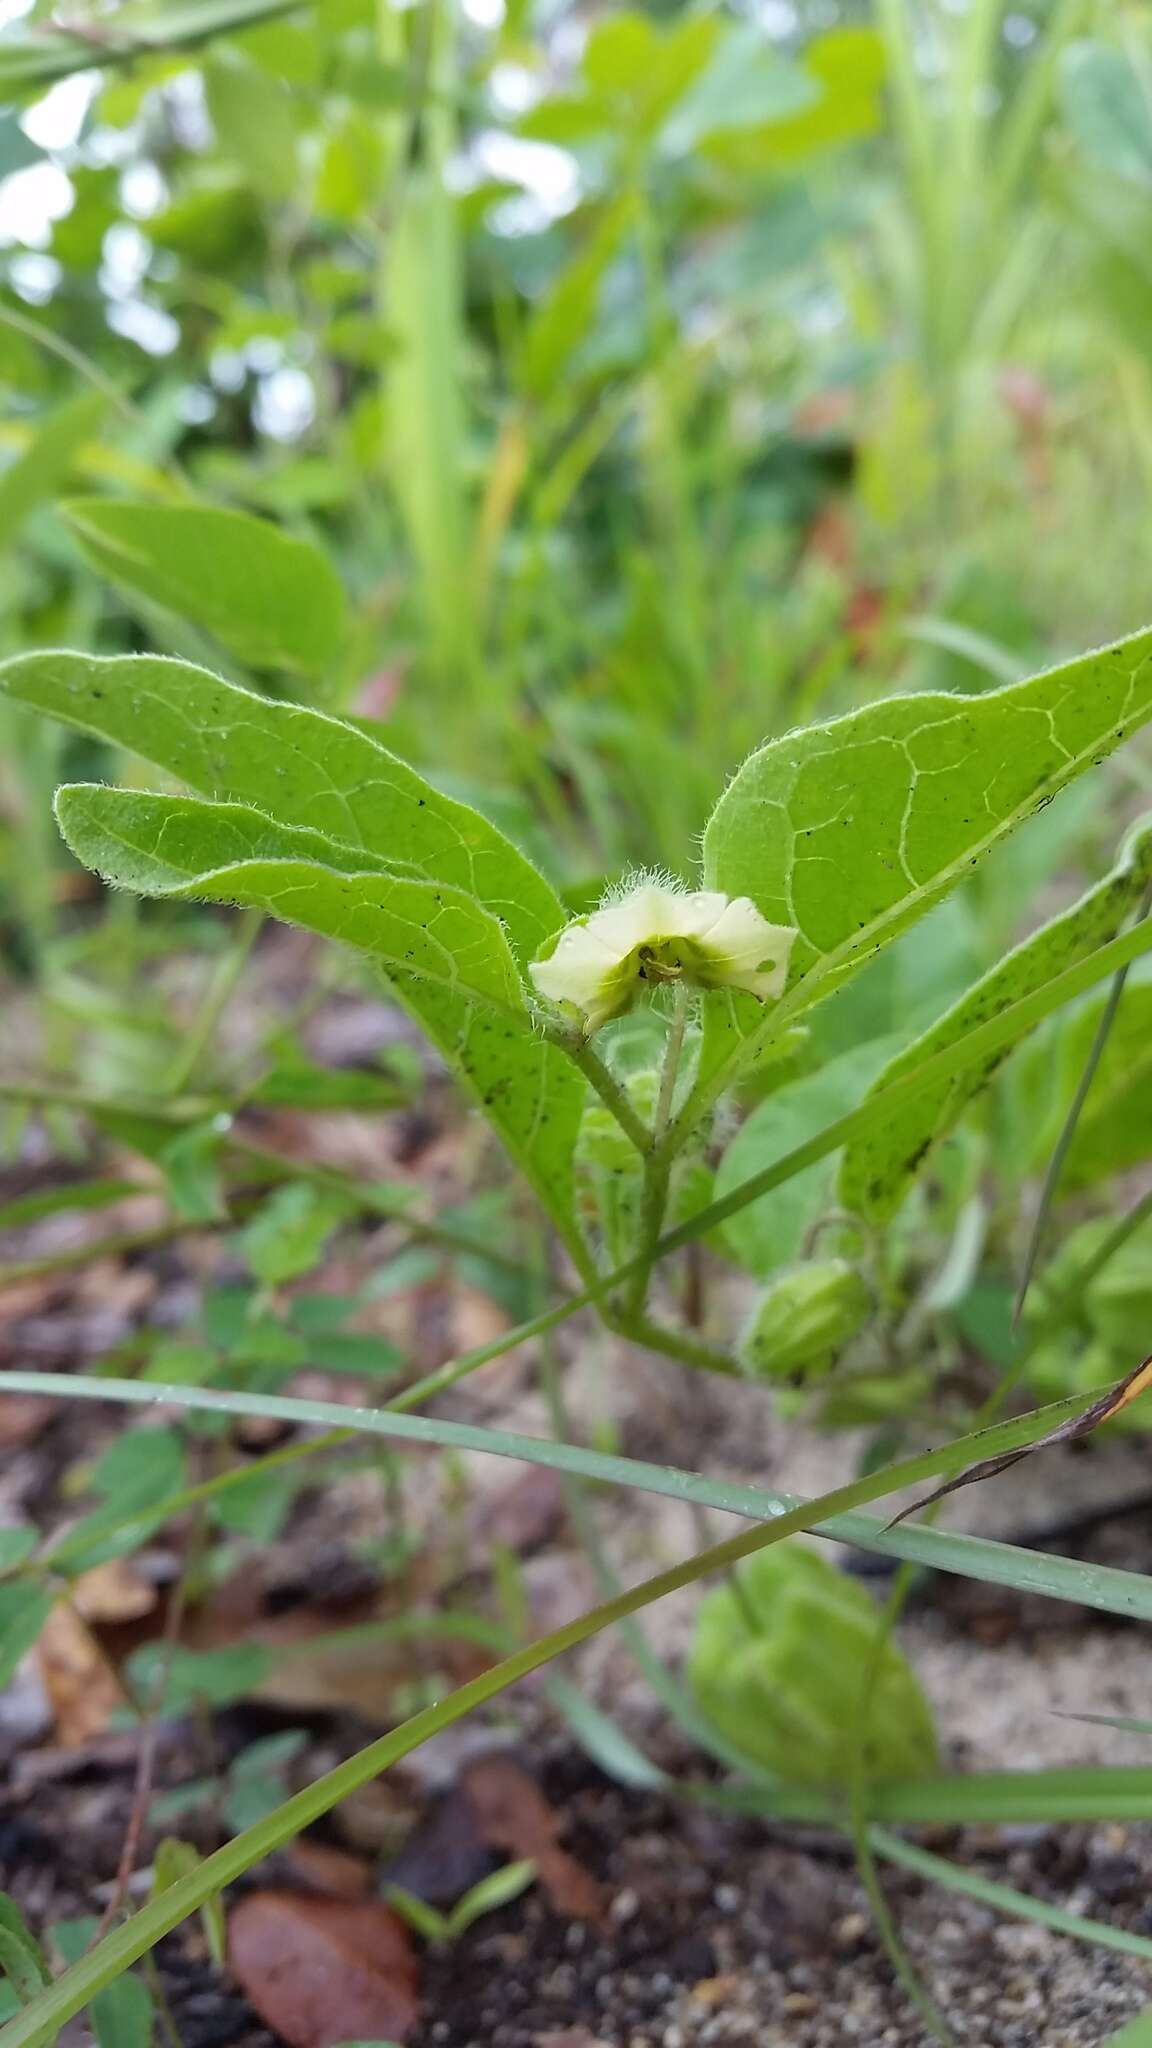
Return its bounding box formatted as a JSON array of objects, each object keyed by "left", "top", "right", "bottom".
[{"left": 530, "top": 880, "right": 797, "bottom": 1035}]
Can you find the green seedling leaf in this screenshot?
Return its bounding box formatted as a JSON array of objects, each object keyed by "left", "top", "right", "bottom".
[
  {"left": 126, "top": 1641, "right": 271, "bottom": 1714},
  {"left": 54, "top": 789, "right": 531, "bottom": 1021},
  {"left": 0, "top": 1179, "right": 139, "bottom": 1231},
  {"left": 446, "top": 1860, "right": 537, "bottom": 1938},
  {"left": 0, "top": 1585, "right": 56, "bottom": 1691},
  {"left": 89, "top": 1428, "right": 186, "bottom": 1513},
  {"left": 225, "top": 1731, "right": 308, "bottom": 1830},
  {"left": 1104, "top": 2027, "right": 1152, "bottom": 2048},
  {"left": 0, "top": 1530, "right": 36, "bottom": 1577},
  {"left": 151, "top": 1840, "right": 226, "bottom": 1965},
  {"left": 0, "top": 1896, "right": 50, "bottom": 2005},
  {"left": 61, "top": 499, "right": 345, "bottom": 678},
  {"left": 840, "top": 817, "right": 1152, "bottom": 1220},
  {"left": 0, "top": 652, "right": 586, "bottom": 1269},
  {"left": 701, "top": 633, "right": 1152, "bottom": 1106},
  {"left": 382, "top": 1887, "right": 449, "bottom": 1946},
  {"left": 1056, "top": 1711, "right": 1152, "bottom": 1737},
  {"left": 242, "top": 1183, "right": 351, "bottom": 1288},
  {"left": 159, "top": 1120, "right": 228, "bottom": 1223},
  {"left": 251, "top": 1044, "right": 418, "bottom": 1110}
]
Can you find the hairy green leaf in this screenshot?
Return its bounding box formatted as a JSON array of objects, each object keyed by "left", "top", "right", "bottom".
[
  {"left": 840, "top": 817, "right": 1152, "bottom": 1221},
  {"left": 700, "top": 633, "right": 1152, "bottom": 1110},
  {"left": 61, "top": 499, "right": 345, "bottom": 677},
  {"left": 56, "top": 787, "right": 529, "bottom": 1019},
  {"left": 0, "top": 652, "right": 586, "bottom": 1268}
]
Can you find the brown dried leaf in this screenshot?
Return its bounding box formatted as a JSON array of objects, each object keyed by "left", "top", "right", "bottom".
[
  {"left": 887, "top": 1355, "right": 1152, "bottom": 1529},
  {"left": 282, "top": 1841, "right": 374, "bottom": 1901},
  {"left": 71, "top": 1559, "right": 157, "bottom": 1624},
  {"left": 463, "top": 1756, "right": 604, "bottom": 1921},
  {"left": 36, "top": 1602, "right": 125, "bottom": 1746},
  {"left": 229, "top": 1890, "right": 420, "bottom": 2048}
]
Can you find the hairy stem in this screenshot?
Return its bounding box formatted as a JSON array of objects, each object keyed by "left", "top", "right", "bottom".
[
  {"left": 565, "top": 1036, "right": 651, "bottom": 1153},
  {"left": 622, "top": 984, "right": 691, "bottom": 1318}
]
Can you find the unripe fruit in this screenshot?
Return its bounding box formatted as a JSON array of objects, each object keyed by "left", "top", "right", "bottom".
[
  {"left": 739, "top": 1259, "right": 871, "bottom": 1382},
  {"left": 689, "top": 1541, "right": 938, "bottom": 1785}
]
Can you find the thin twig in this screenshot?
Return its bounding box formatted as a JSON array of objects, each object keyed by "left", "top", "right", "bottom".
[{"left": 90, "top": 1522, "right": 200, "bottom": 1947}]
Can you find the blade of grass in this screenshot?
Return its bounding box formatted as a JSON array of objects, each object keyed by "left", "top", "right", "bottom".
[
  {"left": 871, "top": 1825, "right": 1152, "bottom": 1962},
  {"left": 17, "top": 1369, "right": 1152, "bottom": 1624}
]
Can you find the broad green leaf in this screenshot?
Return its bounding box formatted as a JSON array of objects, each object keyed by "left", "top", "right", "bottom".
[
  {"left": 715, "top": 1039, "right": 898, "bottom": 1274},
  {"left": 205, "top": 53, "right": 299, "bottom": 199},
  {"left": 61, "top": 499, "right": 345, "bottom": 678},
  {"left": 701, "top": 25, "right": 884, "bottom": 168},
  {"left": 0, "top": 651, "right": 586, "bottom": 1267},
  {"left": 840, "top": 818, "right": 1152, "bottom": 1221},
  {"left": 55, "top": 787, "right": 531, "bottom": 1020},
  {"left": 701, "top": 631, "right": 1152, "bottom": 1104},
  {"left": 661, "top": 25, "right": 816, "bottom": 154},
  {"left": 0, "top": 393, "right": 105, "bottom": 551},
  {"left": 0, "top": 654, "right": 559, "bottom": 956},
  {"left": 1060, "top": 41, "right": 1152, "bottom": 189}
]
